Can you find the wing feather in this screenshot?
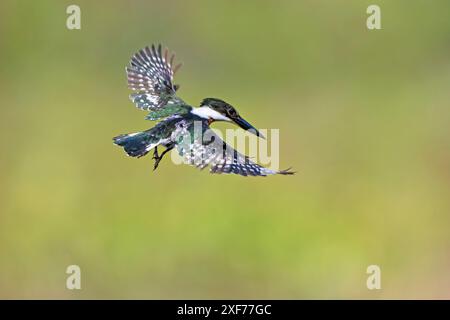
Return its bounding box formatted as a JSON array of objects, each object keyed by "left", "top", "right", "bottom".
[
  {"left": 126, "top": 44, "right": 191, "bottom": 119},
  {"left": 175, "top": 122, "right": 294, "bottom": 177}
]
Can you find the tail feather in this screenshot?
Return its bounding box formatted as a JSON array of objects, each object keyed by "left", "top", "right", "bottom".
[{"left": 113, "top": 131, "right": 157, "bottom": 158}]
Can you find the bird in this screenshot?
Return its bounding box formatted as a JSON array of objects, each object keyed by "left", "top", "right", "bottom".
[{"left": 113, "top": 44, "right": 294, "bottom": 177}]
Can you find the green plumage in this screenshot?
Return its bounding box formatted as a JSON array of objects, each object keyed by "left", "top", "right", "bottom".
[
  {"left": 145, "top": 104, "right": 190, "bottom": 120},
  {"left": 114, "top": 44, "right": 294, "bottom": 176}
]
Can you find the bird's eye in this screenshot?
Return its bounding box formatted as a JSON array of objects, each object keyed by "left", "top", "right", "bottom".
[{"left": 229, "top": 109, "right": 237, "bottom": 117}]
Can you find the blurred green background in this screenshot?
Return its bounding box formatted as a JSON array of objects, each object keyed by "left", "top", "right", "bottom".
[{"left": 0, "top": 0, "right": 449, "bottom": 299}]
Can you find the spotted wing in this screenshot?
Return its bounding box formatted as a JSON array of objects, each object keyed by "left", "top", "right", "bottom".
[
  {"left": 175, "top": 123, "right": 293, "bottom": 177},
  {"left": 126, "top": 44, "right": 191, "bottom": 119}
]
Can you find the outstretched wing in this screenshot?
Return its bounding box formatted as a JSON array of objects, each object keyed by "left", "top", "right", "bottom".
[
  {"left": 175, "top": 122, "right": 294, "bottom": 177},
  {"left": 126, "top": 44, "right": 191, "bottom": 120}
]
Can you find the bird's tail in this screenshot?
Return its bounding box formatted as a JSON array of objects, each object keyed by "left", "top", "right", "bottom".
[{"left": 113, "top": 130, "right": 158, "bottom": 158}]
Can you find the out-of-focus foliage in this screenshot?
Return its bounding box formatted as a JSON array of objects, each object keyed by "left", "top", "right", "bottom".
[{"left": 0, "top": 0, "right": 449, "bottom": 298}]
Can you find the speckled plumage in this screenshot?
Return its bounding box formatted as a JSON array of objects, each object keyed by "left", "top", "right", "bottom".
[{"left": 113, "top": 44, "right": 294, "bottom": 176}]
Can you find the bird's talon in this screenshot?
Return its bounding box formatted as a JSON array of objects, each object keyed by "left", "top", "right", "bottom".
[
  {"left": 152, "top": 147, "right": 159, "bottom": 160},
  {"left": 153, "top": 158, "right": 161, "bottom": 171}
]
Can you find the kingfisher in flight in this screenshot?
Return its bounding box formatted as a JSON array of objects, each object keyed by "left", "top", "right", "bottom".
[{"left": 113, "top": 44, "right": 294, "bottom": 176}]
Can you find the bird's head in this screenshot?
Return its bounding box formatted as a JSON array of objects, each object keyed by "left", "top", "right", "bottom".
[{"left": 193, "top": 98, "right": 264, "bottom": 138}]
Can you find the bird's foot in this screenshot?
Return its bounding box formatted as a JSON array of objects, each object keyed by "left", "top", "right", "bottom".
[
  {"left": 152, "top": 147, "right": 159, "bottom": 160},
  {"left": 152, "top": 145, "right": 174, "bottom": 171},
  {"left": 153, "top": 157, "right": 162, "bottom": 171}
]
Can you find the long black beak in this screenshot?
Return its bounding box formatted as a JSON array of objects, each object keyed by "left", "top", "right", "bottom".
[{"left": 233, "top": 116, "right": 265, "bottom": 139}]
